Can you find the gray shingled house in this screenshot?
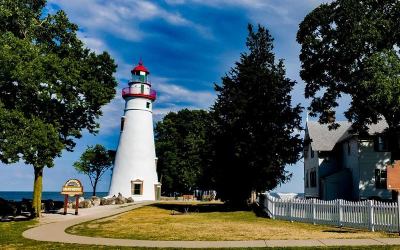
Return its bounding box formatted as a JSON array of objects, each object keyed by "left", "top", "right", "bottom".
[{"left": 304, "top": 120, "right": 392, "bottom": 200}]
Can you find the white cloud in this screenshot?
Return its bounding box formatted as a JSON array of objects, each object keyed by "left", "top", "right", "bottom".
[
  {"left": 98, "top": 96, "right": 125, "bottom": 134},
  {"left": 49, "top": 0, "right": 207, "bottom": 42},
  {"left": 153, "top": 76, "right": 216, "bottom": 109},
  {"left": 77, "top": 32, "right": 110, "bottom": 54},
  {"left": 165, "top": 0, "right": 334, "bottom": 25}
]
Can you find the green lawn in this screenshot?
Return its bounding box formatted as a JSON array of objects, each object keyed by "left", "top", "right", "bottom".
[
  {"left": 0, "top": 206, "right": 399, "bottom": 250},
  {"left": 67, "top": 203, "right": 392, "bottom": 241}
]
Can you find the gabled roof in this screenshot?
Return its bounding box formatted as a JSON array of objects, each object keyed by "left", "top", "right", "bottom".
[{"left": 306, "top": 119, "right": 388, "bottom": 151}]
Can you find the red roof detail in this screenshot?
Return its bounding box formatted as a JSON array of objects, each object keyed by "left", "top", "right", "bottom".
[{"left": 131, "top": 59, "right": 150, "bottom": 74}]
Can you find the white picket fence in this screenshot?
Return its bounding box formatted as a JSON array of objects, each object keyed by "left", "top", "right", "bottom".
[{"left": 260, "top": 193, "right": 399, "bottom": 232}]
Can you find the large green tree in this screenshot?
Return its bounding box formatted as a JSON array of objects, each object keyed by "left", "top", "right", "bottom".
[
  {"left": 297, "top": 0, "right": 400, "bottom": 148},
  {"left": 74, "top": 145, "right": 114, "bottom": 197},
  {"left": 0, "top": 0, "right": 117, "bottom": 216},
  {"left": 155, "top": 109, "right": 214, "bottom": 195},
  {"left": 212, "top": 24, "right": 303, "bottom": 207}
]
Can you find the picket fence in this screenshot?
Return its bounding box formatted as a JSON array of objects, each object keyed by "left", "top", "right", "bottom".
[{"left": 260, "top": 193, "right": 399, "bottom": 232}]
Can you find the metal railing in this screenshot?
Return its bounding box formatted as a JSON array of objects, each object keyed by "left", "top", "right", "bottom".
[{"left": 122, "top": 87, "right": 157, "bottom": 100}]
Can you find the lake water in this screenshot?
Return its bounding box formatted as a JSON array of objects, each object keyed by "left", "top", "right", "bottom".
[{"left": 0, "top": 191, "right": 109, "bottom": 201}]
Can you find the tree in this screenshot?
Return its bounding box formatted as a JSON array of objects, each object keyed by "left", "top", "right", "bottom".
[
  {"left": 155, "top": 109, "right": 214, "bottom": 195},
  {"left": 297, "top": 0, "right": 400, "bottom": 150},
  {"left": 0, "top": 0, "right": 117, "bottom": 216},
  {"left": 212, "top": 24, "right": 303, "bottom": 207},
  {"left": 74, "top": 145, "right": 114, "bottom": 197}
]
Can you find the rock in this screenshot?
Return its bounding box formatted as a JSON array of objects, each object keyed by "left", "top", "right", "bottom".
[
  {"left": 79, "top": 199, "right": 92, "bottom": 208},
  {"left": 91, "top": 196, "right": 101, "bottom": 206},
  {"left": 115, "top": 197, "right": 125, "bottom": 205},
  {"left": 102, "top": 197, "right": 116, "bottom": 205},
  {"left": 109, "top": 197, "right": 116, "bottom": 205},
  {"left": 78, "top": 197, "right": 85, "bottom": 203},
  {"left": 126, "top": 197, "right": 134, "bottom": 203},
  {"left": 100, "top": 198, "right": 107, "bottom": 206}
]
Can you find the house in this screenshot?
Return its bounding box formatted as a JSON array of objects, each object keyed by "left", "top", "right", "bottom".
[{"left": 304, "top": 120, "right": 393, "bottom": 201}]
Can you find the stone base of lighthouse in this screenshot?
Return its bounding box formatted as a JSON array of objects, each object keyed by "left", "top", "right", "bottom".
[{"left": 108, "top": 97, "right": 160, "bottom": 201}]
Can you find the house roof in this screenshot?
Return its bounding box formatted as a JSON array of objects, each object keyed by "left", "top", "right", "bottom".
[{"left": 307, "top": 119, "right": 388, "bottom": 151}]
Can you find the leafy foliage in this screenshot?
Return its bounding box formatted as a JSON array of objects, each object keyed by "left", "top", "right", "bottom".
[
  {"left": 212, "top": 24, "right": 303, "bottom": 206},
  {"left": 155, "top": 109, "right": 214, "bottom": 195},
  {"left": 74, "top": 145, "right": 114, "bottom": 196},
  {"left": 297, "top": 0, "right": 400, "bottom": 133},
  {"left": 0, "top": 0, "right": 117, "bottom": 216}
]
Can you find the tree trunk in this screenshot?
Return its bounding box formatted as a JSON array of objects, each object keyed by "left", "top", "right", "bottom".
[
  {"left": 32, "top": 167, "right": 43, "bottom": 218},
  {"left": 92, "top": 179, "right": 98, "bottom": 197}
]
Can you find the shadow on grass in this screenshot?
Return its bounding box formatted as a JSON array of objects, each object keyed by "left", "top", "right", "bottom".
[
  {"left": 153, "top": 202, "right": 259, "bottom": 213},
  {"left": 322, "top": 228, "right": 357, "bottom": 234}
]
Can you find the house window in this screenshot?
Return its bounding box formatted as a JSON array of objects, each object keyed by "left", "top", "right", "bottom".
[
  {"left": 374, "top": 136, "right": 389, "bottom": 152},
  {"left": 310, "top": 169, "right": 317, "bottom": 187},
  {"left": 131, "top": 180, "right": 143, "bottom": 195},
  {"left": 146, "top": 102, "right": 150, "bottom": 109},
  {"left": 305, "top": 170, "right": 309, "bottom": 188},
  {"left": 347, "top": 142, "right": 351, "bottom": 155},
  {"left": 375, "top": 169, "right": 387, "bottom": 189}
]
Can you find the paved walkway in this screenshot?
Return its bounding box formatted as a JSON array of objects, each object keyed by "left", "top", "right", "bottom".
[{"left": 23, "top": 202, "right": 400, "bottom": 248}]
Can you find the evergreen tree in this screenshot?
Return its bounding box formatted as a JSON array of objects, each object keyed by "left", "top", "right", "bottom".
[{"left": 212, "top": 24, "right": 303, "bottom": 207}]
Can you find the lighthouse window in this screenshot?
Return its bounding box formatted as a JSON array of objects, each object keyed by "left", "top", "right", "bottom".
[
  {"left": 131, "top": 180, "right": 143, "bottom": 195},
  {"left": 140, "top": 84, "right": 144, "bottom": 94},
  {"left": 120, "top": 116, "right": 125, "bottom": 131},
  {"left": 133, "top": 184, "right": 142, "bottom": 195},
  {"left": 146, "top": 102, "right": 150, "bottom": 109}
]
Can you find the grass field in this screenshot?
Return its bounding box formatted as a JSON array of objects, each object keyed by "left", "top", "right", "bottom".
[
  {"left": 67, "top": 202, "right": 394, "bottom": 241},
  {"left": 0, "top": 206, "right": 398, "bottom": 250},
  {"left": 0, "top": 219, "right": 134, "bottom": 250}
]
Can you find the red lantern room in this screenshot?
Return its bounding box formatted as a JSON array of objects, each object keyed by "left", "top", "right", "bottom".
[
  {"left": 122, "top": 59, "right": 156, "bottom": 101},
  {"left": 130, "top": 59, "right": 150, "bottom": 85}
]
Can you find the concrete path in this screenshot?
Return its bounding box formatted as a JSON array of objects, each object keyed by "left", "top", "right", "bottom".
[{"left": 23, "top": 202, "right": 400, "bottom": 248}]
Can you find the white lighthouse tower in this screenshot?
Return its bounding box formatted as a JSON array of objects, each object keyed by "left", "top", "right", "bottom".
[{"left": 108, "top": 60, "right": 161, "bottom": 201}]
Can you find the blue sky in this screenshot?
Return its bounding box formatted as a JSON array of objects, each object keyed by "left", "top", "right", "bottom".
[{"left": 0, "top": 0, "right": 338, "bottom": 193}]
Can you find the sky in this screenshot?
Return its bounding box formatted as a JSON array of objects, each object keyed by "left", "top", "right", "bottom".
[{"left": 0, "top": 0, "right": 337, "bottom": 193}]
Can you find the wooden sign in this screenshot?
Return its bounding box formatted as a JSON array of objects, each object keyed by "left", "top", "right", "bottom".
[
  {"left": 387, "top": 161, "right": 400, "bottom": 190},
  {"left": 61, "top": 179, "right": 83, "bottom": 216},
  {"left": 61, "top": 179, "right": 83, "bottom": 196}
]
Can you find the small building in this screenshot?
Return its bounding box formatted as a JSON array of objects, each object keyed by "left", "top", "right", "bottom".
[{"left": 304, "top": 120, "right": 392, "bottom": 201}]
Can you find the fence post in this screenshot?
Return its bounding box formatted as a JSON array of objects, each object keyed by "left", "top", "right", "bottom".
[
  {"left": 312, "top": 198, "right": 316, "bottom": 225},
  {"left": 338, "top": 199, "right": 343, "bottom": 227},
  {"left": 289, "top": 200, "right": 293, "bottom": 222},
  {"left": 368, "top": 200, "right": 374, "bottom": 231},
  {"left": 264, "top": 193, "right": 269, "bottom": 217},
  {"left": 272, "top": 196, "right": 276, "bottom": 219}
]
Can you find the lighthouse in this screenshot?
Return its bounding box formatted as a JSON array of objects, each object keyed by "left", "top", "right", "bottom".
[{"left": 108, "top": 60, "right": 161, "bottom": 201}]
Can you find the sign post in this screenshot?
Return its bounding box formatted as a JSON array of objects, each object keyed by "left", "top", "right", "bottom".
[
  {"left": 387, "top": 161, "right": 400, "bottom": 235},
  {"left": 61, "top": 179, "right": 83, "bottom": 216}
]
